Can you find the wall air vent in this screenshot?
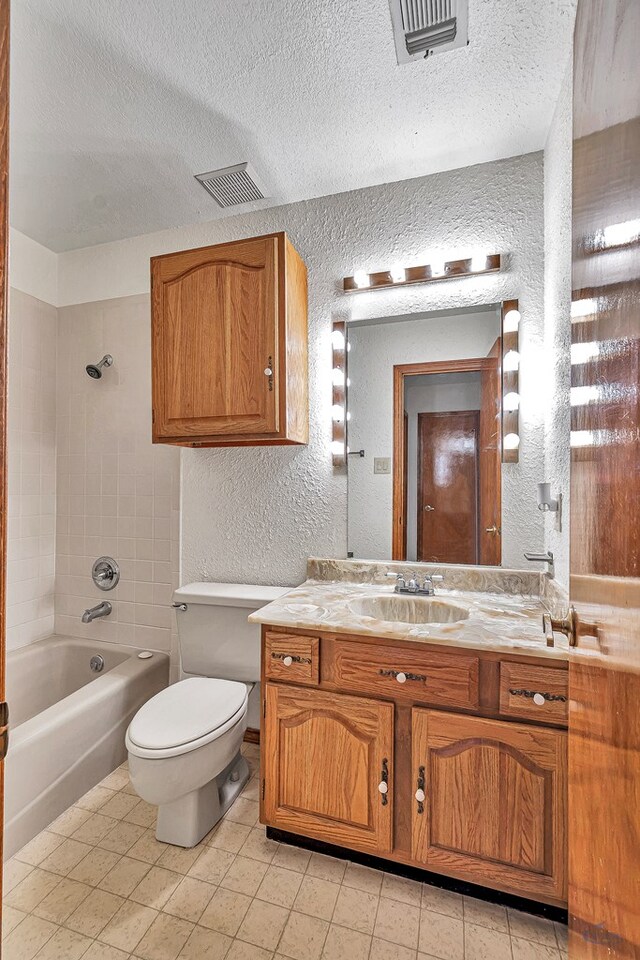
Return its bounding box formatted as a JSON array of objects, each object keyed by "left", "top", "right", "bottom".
[
  {"left": 389, "top": 0, "right": 468, "bottom": 64},
  {"left": 194, "top": 162, "right": 265, "bottom": 208}
]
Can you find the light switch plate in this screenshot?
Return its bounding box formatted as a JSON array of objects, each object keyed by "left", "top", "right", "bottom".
[{"left": 374, "top": 457, "right": 391, "bottom": 474}]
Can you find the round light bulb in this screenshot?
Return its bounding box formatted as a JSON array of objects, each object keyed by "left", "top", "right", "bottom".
[
  {"left": 353, "top": 270, "right": 369, "bottom": 289},
  {"left": 503, "top": 309, "right": 521, "bottom": 332},
  {"left": 503, "top": 392, "right": 520, "bottom": 411},
  {"left": 331, "top": 329, "right": 345, "bottom": 350},
  {"left": 470, "top": 254, "right": 488, "bottom": 272},
  {"left": 430, "top": 258, "right": 445, "bottom": 277},
  {"left": 503, "top": 433, "right": 520, "bottom": 450},
  {"left": 330, "top": 440, "right": 345, "bottom": 457},
  {"left": 503, "top": 350, "right": 520, "bottom": 372},
  {"left": 331, "top": 367, "right": 345, "bottom": 387},
  {"left": 389, "top": 264, "right": 406, "bottom": 283},
  {"left": 331, "top": 404, "right": 344, "bottom": 422}
]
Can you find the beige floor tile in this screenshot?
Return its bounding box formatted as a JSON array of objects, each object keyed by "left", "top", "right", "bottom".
[
  {"left": 322, "top": 924, "right": 371, "bottom": 960},
  {"left": 33, "top": 877, "right": 93, "bottom": 923},
  {"left": 163, "top": 876, "right": 216, "bottom": 924},
  {"left": 256, "top": 866, "right": 303, "bottom": 910},
  {"left": 135, "top": 912, "right": 193, "bottom": 960},
  {"left": 277, "top": 911, "right": 329, "bottom": 960},
  {"left": 156, "top": 844, "right": 204, "bottom": 876},
  {"left": 188, "top": 847, "right": 236, "bottom": 886},
  {"left": 126, "top": 831, "right": 167, "bottom": 866},
  {"left": 305, "top": 854, "right": 345, "bottom": 884},
  {"left": 123, "top": 801, "right": 158, "bottom": 829},
  {"left": 4, "top": 859, "right": 35, "bottom": 894},
  {"left": 76, "top": 787, "right": 117, "bottom": 814},
  {"left": 100, "top": 770, "right": 131, "bottom": 792},
  {"left": 98, "top": 793, "right": 141, "bottom": 822},
  {"left": 99, "top": 857, "right": 151, "bottom": 897},
  {"left": 2, "top": 914, "right": 57, "bottom": 960},
  {"left": 224, "top": 799, "right": 260, "bottom": 828},
  {"left": 370, "top": 937, "right": 417, "bottom": 960},
  {"left": 420, "top": 887, "right": 463, "bottom": 920},
  {"left": 342, "top": 862, "right": 383, "bottom": 896},
  {"left": 32, "top": 925, "right": 92, "bottom": 960},
  {"left": 291, "top": 876, "right": 339, "bottom": 921},
  {"left": 270, "top": 846, "right": 311, "bottom": 875},
  {"left": 508, "top": 909, "right": 558, "bottom": 947},
  {"left": 177, "top": 925, "right": 232, "bottom": 960},
  {"left": 238, "top": 829, "right": 279, "bottom": 865},
  {"left": 219, "top": 856, "right": 267, "bottom": 897},
  {"left": 208, "top": 821, "right": 252, "bottom": 855},
  {"left": 68, "top": 849, "right": 122, "bottom": 887},
  {"left": 237, "top": 898, "right": 289, "bottom": 951},
  {"left": 418, "top": 910, "right": 464, "bottom": 960},
  {"left": 98, "top": 822, "right": 148, "bottom": 856},
  {"left": 511, "top": 937, "right": 561, "bottom": 960},
  {"left": 130, "top": 867, "right": 182, "bottom": 910},
  {"left": 81, "top": 941, "right": 132, "bottom": 960},
  {"left": 240, "top": 779, "right": 260, "bottom": 802},
  {"left": 464, "top": 921, "right": 512, "bottom": 960},
  {"left": 65, "top": 888, "right": 125, "bottom": 938},
  {"left": 554, "top": 922, "right": 568, "bottom": 953},
  {"left": 5, "top": 869, "right": 62, "bottom": 913},
  {"left": 225, "top": 940, "right": 274, "bottom": 960},
  {"left": 71, "top": 814, "right": 119, "bottom": 846},
  {"left": 48, "top": 808, "right": 92, "bottom": 839},
  {"left": 332, "top": 886, "right": 379, "bottom": 935},
  {"left": 375, "top": 897, "right": 420, "bottom": 950},
  {"left": 38, "top": 838, "right": 93, "bottom": 878},
  {"left": 199, "top": 886, "right": 252, "bottom": 937},
  {"left": 98, "top": 900, "right": 158, "bottom": 952},
  {"left": 15, "top": 833, "right": 65, "bottom": 868},
  {"left": 463, "top": 897, "right": 508, "bottom": 932},
  {"left": 381, "top": 873, "right": 423, "bottom": 907},
  {"left": 3, "top": 905, "right": 28, "bottom": 936}
]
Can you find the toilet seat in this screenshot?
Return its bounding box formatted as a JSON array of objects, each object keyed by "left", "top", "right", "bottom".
[{"left": 126, "top": 677, "right": 249, "bottom": 760}]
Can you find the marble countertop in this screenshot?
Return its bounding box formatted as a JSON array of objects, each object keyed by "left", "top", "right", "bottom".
[{"left": 249, "top": 576, "right": 570, "bottom": 660}]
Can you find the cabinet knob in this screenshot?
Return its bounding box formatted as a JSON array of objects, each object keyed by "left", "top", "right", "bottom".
[
  {"left": 396, "top": 672, "right": 407, "bottom": 684},
  {"left": 533, "top": 692, "right": 545, "bottom": 706},
  {"left": 415, "top": 788, "right": 426, "bottom": 803},
  {"left": 264, "top": 367, "right": 273, "bottom": 377},
  {"left": 378, "top": 781, "right": 388, "bottom": 795},
  {"left": 283, "top": 656, "right": 293, "bottom": 667}
]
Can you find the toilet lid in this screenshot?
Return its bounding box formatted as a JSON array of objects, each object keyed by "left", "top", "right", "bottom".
[{"left": 127, "top": 677, "right": 248, "bottom": 751}]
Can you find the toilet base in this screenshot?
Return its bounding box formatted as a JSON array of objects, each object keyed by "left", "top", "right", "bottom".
[{"left": 156, "top": 752, "right": 250, "bottom": 847}]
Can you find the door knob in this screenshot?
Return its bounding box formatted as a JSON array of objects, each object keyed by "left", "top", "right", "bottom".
[
  {"left": 484, "top": 525, "right": 501, "bottom": 535},
  {"left": 424, "top": 504, "right": 435, "bottom": 512},
  {"left": 543, "top": 607, "right": 577, "bottom": 647}
]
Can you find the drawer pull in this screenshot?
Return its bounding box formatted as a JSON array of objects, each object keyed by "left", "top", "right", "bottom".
[
  {"left": 415, "top": 765, "right": 426, "bottom": 814},
  {"left": 509, "top": 688, "right": 567, "bottom": 704},
  {"left": 379, "top": 758, "right": 389, "bottom": 805},
  {"left": 379, "top": 669, "right": 427, "bottom": 683},
  {"left": 271, "top": 652, "right": 312, "bottom": 665}
]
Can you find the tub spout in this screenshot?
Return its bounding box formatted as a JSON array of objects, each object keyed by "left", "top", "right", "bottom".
[{"left": 82, "top": 601, "right": 112, "bottom": 623}]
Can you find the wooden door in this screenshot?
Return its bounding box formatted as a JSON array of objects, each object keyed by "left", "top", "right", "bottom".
[
  {"left": 151, "top": 235, "right": 279, "bottom": 440},
  {"left": 412, "top": 710, "right": 567, "bottom": 904},
  {"left": 417, "top": 411, "right": 479, "bottom": 564},
  {"left": 262, "top": 683, "right": 394, "bottom": 853},
  {"left": 568, "top": 0, "right": 640, "bottom": 954},
  {"left": 0, "top": 0, "right": 8, "bottom": 908},
  {"left": 479, "top": 338, "right": 501, "bottom": 565}
]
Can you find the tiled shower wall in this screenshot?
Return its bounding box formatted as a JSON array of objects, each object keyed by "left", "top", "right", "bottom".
[
  {"left": 54, "top": 294, "right": 180, "bottom": 658},
  {"left": 6, "top": 289, "right": 57, "bottom": 650}
]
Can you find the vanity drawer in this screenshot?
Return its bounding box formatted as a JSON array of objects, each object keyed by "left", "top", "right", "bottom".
[
  {"left": 499, "top": 662, "right": 568, "bottom": 725},
  {"left": 264, "top": 632, "right": 319, "bottom": 686},
  {"left": 331, "top": 641, "right": 479, "bottom": 710}
]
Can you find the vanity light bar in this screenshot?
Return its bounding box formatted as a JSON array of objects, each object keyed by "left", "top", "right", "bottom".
[
  {"left": 343, "top": 254, "right": 501, "bottom": 292},
  {"left": 501, "top": 298, "right": 520, "bottom": 464},
  {"left": 331, "top": 320, "right": 347, "bottom": 466}
]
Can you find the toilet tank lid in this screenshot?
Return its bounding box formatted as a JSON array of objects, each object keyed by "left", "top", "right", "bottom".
[{"left": 173, "top": 582, "right": 292, "bottom": 608}]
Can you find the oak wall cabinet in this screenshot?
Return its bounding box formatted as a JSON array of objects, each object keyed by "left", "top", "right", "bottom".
[{"left": 151, "top": 232, "right": 308, "bottom": 446}]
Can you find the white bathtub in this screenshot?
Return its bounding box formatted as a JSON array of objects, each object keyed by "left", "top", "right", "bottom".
[{"left": 4, "top": 635, "right": 169, "bottom": 859}]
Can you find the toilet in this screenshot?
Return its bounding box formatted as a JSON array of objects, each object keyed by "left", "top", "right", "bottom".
[{"left": 125, "top": 582, "right": 289, "bottom": 847}]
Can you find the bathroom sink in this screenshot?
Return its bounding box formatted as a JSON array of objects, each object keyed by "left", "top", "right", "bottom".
[{"left": 348, "top": 595, "right": 469, "bottom": 625}]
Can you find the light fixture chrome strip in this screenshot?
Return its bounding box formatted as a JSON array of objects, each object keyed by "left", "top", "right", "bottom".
[
  {"left": 343, "top": 253, "right": 501, "bottom": 293},
  {"left": 501, "top": 298, "right": 521, "bottom": 464},
  {"left": 331, "top": 321, "right": 347, "bottom": 466}
]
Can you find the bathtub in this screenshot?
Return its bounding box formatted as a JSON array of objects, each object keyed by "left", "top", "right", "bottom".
[{"left": 4, "top": 636, "right": 169, "bottom": 859}]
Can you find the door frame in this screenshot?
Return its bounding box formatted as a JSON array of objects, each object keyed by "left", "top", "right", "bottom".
[
  {"left": 0, "top": 0, "right": 9, "bottom": 890},
  {"left": 392, "top": 356, "right": 499, "bottom": 561},
  {"left": 416, "top": 409, "right": 480, "bottom": 564}
]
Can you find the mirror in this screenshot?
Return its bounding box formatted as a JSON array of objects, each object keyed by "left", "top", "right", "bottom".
[{"left": 347, "top": 304, "right": 508, "bottom": 565}]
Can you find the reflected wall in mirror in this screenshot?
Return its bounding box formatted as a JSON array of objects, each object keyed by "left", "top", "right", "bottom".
[{"left": 347, "top": 304, "right": 520, "bottom": 566}]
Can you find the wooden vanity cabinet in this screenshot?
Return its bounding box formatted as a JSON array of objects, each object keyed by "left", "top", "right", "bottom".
[
  {"left": 151, "top": 232, "right": 308, "bottom": 446},
  {"left": 261, "top": 627, "right": 568, "bottom": 907}
]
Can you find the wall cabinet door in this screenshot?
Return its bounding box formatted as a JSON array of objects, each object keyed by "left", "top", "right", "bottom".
[
  {"left": 263, "top": 683, "right": 394, "bottom": 854},
  {"left": 151, "top": 232, "right": 307, "bottom": 446},
  {"left": 412, "top": 709, "right": 567, "bottom": 903}
]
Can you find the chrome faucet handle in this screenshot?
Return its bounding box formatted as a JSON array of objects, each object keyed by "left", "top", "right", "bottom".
[{"left": 386, "top": 572, "right": 406, "bottom": 585}]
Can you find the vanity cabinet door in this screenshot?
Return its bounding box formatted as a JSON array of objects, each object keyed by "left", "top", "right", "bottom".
[
  {"left": 411, "top": 709, "right": 567, "bottom": 904},
  {"left": 262, "top": 683, "right": 394, "bottom": 854}
]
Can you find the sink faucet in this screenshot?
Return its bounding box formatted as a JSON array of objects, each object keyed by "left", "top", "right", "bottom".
[
  {"left": 386, "top": 572, "right": 444, "bottom": 596},
  {"left": 82, "top": 601, "right": 112, "bottom": 623}
]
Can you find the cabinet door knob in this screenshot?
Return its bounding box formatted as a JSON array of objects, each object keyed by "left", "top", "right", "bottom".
[
  {"left": 533, "top": 692, "right": 545, "bottom": 706},
  {"left": 415, "top": 788, "right": 426, "bottom": 803},
  {"left": 396, "top": 672, "right": 407, "bottom": 684},
  {"left": 264, "top": 367, "right": 273, "bottom": 376},
  {"left": 283, "top": 656, "right": 293, "bottom": 666},
  {"left": 378, "top": 781, "right": 388, "bottom": 795}
]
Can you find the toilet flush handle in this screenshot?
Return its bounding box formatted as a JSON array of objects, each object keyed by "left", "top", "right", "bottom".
[{"left": 172, "top": 602, "right": 187, "bottom": 612}]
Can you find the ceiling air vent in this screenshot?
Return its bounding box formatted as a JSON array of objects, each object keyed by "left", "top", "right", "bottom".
[
  {"left": 389, "top": 0, "right": 468, "bottom": 64},
  {"left": 194, "top": 162, "right": 265, "bottom": 208}
]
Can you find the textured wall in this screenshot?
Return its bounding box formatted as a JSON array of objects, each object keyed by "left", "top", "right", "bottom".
[
  {"left": 57, "top": 153, "right": 550, "bottom": 587},
  {"left": 543, "top": 60, "right": 573, "bottom": 593}
]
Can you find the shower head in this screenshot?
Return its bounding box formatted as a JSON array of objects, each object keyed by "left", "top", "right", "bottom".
[{"left": 86, "top": 355, "right": 113, "bottom": 379}]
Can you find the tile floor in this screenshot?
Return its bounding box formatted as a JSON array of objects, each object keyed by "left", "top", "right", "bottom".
[{"left": 3, "top": 743, "right": 568, "bottom": 960}]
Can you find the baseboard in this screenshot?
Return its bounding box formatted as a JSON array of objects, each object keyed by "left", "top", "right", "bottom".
[{"left": 243, "top": 728, "right": 260, "bottom": 744}]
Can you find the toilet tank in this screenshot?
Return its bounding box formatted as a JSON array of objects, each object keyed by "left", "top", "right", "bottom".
[{"left": 173, "top": 582, "right": 291, "bottom": 681}]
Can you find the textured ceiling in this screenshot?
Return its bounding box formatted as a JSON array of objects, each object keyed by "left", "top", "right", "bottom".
[{"left": 10, "top": 0, "right": 576, "bottom": 252}]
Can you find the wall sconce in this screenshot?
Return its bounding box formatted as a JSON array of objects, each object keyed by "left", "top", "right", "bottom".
[
  {"left": 343, "top": 254, "right": 501, "bottom": 293},
  {"left": 331, "top": 320, "right": 347, "bottom": 466},
  {"left": 501, "top": 298, "right": 520, "bottom": 463}
]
